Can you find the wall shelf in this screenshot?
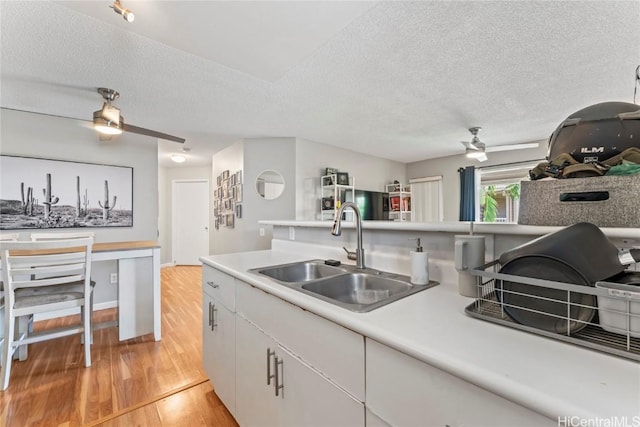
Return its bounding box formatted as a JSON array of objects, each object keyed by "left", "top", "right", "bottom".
[
  {"left": 386, "top": 183, "right": 412, "bottom": 222},
  {"left": 320, "top": 174, "right": 355, "bottom": 221}
]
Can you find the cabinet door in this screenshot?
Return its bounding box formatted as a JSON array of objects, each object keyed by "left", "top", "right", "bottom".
[
  {"left": 202, "top": 292, "right": 236, "bottom": 416},
  {"left": 235, "top": 316, "right": 364, "bottom": 427},
  {"left": 236, "top": 280, "right": 365, "bottom": 401},
  {"left": 235, "top": 316, "right": 282, "bottom": 427},
  {"left": 366, "top": 338, "right": 555, "bottom": 427},
  {"left": 278, "top": 344, "right": 364, "bottom": 427}
]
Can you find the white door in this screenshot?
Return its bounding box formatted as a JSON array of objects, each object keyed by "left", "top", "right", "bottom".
[{"left": 173, "top": 180, "right": 209, "bottom": 265}]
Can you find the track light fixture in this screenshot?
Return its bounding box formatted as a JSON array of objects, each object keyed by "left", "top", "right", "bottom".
[
  {"left": 111, "top": 0, "right": 135, "bottom": 23},
  {"left": 93, "top": 88, "right": 123, "bottom": 135}
]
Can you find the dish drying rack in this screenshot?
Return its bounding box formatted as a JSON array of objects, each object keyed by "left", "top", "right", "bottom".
[{"left": 465, "top": 260, "right": 640, "bottom": 362}]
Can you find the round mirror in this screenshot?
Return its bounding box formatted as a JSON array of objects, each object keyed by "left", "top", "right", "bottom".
[{"left": 256, "top": 170, "right": 285, "bottom": 200}]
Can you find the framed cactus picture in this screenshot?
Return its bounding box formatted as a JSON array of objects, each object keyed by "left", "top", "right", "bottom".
[{"left": 0, "top": 155, "right": 133, "bottom": 229}]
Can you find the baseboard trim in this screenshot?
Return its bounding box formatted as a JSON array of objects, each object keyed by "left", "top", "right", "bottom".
[
  {"left": 161, "top": 262, "right": 176, "bottom": 268},
  {"left": 33, "top": 300, "right": 118, "bottom": 321}
]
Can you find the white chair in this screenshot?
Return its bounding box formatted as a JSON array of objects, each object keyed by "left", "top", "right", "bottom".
[
  {"left": 0, "top": 234, "right": 19, "bottom": 367},
  {"left": 0, "top": 237, "right": 94, "bottom": 390},
  {"left": 30, "top": 232, "right": 96, "bottom": 347}
]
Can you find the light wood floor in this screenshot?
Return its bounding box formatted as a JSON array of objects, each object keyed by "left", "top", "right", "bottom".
[{"left": 0, "top": 266, "right": 239, "bottom": 427}]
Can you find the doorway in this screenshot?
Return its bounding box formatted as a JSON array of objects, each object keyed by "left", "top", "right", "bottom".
[{"left": 172, "top": 179, "right": 210, "bottom": 265}]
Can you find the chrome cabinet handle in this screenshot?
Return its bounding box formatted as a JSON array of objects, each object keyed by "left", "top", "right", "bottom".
[
  {"left": 206, "top": 281, "right": 220, "bottom": 289},
  {"left": 208, "top": 302, "right": 212, "bottom": 327},
  {"left": 274, "top": 356, "right": 284, "bottom": 398},
  {"left": 211, "top": 304, "right": 218, "bottom": 331},
  {"left": 267, "top": 348, "right": 275, "bottom": 385}
]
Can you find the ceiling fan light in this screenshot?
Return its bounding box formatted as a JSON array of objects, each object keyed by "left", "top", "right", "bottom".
[
  {"left": 93, "top": 115, "right": 123, "bottom": 135},
  {"left": 466, "top": 147, "right": 488, "bottom": 162},
  {"left": 466, "top": 149, "right": 483, "bottom": 158},
  {"left": 93, "top": 106, "right": 123, "bottom": 135},
  {"left": 171, "top": 154, "right": 186, "bottom": 163}
]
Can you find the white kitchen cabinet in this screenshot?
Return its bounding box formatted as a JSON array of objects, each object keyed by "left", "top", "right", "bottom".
[
  {"left": 202, "top": 266, "right": 236, "bottom": 416},
  {"left": 366, "top": 338, "right": 555, "bottom": 427},
  {"left": 235, "top": 315, "right": 281, "bottom": 427},
  {"left": 235, "top": 279, "right": 365, "bottom": 401},
  {"left": 235, "top": 315, "right": 364, "bottom": 427}
]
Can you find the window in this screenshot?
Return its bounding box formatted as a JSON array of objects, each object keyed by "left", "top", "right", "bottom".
[{"left": 476, "top": 162, "right": 539, "bottom": 223}]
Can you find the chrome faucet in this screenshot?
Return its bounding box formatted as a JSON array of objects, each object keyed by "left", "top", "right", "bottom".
[{"left": 331, "top": 202, "right": 365, "bottom": 269}]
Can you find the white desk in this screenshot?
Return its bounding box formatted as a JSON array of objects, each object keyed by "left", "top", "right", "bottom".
[
  {"left": 91, "top": 241, "right": 161, "bottom": 341},
  {"left": 0, "top": 240, "right": 160, "bottom": 360}
]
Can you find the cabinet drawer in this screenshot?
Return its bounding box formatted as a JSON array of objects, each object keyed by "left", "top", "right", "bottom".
[
  {"left": 366, "top": 338, "right": 555, "bottom": 427},
  {"left": 202, "top": 265, "right": 235, "bottom": 311},
  {"left": 236, "top": 280, "right": 365, "bottom": 402}
]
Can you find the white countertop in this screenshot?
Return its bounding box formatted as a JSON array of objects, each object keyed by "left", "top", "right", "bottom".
[
  {"left": 260, "top": 219, "right": 640, "bottom": 239},
  {"left": 200, "top": 249, "right": 640, "bottom": 421}
]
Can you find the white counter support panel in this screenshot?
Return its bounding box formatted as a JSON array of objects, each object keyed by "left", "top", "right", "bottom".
[{"left": 75, "top": 241, "right": 161, "bottom": 341}]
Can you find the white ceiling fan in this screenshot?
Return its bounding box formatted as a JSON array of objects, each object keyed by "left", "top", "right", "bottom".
[{"left": 460, "top": 127, "right": 539, "bottom": 162}]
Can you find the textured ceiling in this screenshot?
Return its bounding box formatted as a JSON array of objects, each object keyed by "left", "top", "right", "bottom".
[{"left": 1, "top": 1, "right": 639, "bottom": 167}]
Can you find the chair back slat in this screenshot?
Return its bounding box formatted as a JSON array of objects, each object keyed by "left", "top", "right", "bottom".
[
  {"left": 3, "top": 239, "right": 92, "bottom": 251},
  {"left": 13, "top": 274, "right": 85, "bottom": 288},
  {"left": 12, "top": 262, "right": 86, "bottom": 275},
  {"left": 30, "top": 232, "right": 95, "bottom": 241},
  {"left": 10, "top": 252, "right": 87, "bottom": 268}
]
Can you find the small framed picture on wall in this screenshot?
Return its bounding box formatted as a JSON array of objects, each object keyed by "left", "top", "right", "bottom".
[{"left": 336, "top": 172, "right": 349, "bottom": 186}]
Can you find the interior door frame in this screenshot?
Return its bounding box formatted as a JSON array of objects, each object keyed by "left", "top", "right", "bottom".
[{"left": 171, "top": 179, "right": 210, "bottom": 265}]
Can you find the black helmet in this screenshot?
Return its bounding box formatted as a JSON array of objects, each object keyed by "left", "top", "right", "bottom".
[{"left": 547, "top": 101, "right": 640, "bottom": 163}]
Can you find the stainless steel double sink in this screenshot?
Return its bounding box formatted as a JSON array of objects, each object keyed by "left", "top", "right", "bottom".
[{"left": 248, "top": 260, "right": 438, "bottom": 312}]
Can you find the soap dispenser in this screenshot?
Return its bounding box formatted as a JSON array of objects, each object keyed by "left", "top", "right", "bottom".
[{"left": 409, "top": 237, "right": 429, "bottom": 285}]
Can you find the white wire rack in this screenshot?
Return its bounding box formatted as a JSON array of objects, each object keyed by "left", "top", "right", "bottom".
[{"left": 465, "top": 260, "right": 640, "bottom": 362}]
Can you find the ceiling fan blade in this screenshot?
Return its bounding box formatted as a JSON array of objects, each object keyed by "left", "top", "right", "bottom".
[
  {"left": 460, "top": 140, "right": 475, "bottom": 149},
  {"left": 122, "top": 123, "right": 185, "bottom": 144},
  {"left": 485, "top": 142, "right": 540, "bottom": 153}
]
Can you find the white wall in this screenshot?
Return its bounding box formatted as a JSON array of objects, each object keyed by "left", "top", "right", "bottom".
[
  {"left": 210, "top": 138, "right": 296, "bottom": 255},
  {"left": 0, "top": 108, "right": 158, "bottom": 240},
  {"left": 1, "top": 108, "right": 159, "bottom": 305},
  {"left": 406, "top": 141, "right": 548, "bottom": 221},
  {"left": 211, "top": 141, "right": 244, "bottom": 255},
  {"left": 295, "top": 138, "right": 407, "bottom": 220},
  {"left": 158, "top": 164, "right": 212, "bottom": 264},
  {"left": 244, "top": 137, "right": 296, "bottom": 247}
]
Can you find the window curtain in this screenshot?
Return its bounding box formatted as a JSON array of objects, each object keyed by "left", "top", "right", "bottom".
[
  {"left": 411, "top": 178, "right": 443, "bottom": 222},
  {"left": 458, "top": 166, "right": 476, "bottom": 221}
]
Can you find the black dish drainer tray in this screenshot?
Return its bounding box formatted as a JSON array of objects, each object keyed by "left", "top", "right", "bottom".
[{"left": 465, "top": 260, "right": 640, "bottom": 362}]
